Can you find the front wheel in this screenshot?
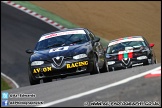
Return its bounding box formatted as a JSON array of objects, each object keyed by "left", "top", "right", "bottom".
[
  {"left": 155, "top": 59, "right": 157, "bottom": 64},
  {"left": 90, "top": 55, "right": 100, "bottom": 75},
  {"left": 149, "top": 57, "right": 157, "bottom": 64},
  {"left": 100, "top": 59, "right": 109, "bottom": 73},
  {"left": 29, "top": 72, "right": 40, "bottom": 85}
]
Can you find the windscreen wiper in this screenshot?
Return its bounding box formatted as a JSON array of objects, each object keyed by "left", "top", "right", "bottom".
[
  {"left": 70, "top": 39, "right": 82, "bottom": 44},
  {"left": 62, "top": 39, "right": 83, "bottom": 46},
  {"left": 46, "top": 43, "right": 63, "bottom": 49}
]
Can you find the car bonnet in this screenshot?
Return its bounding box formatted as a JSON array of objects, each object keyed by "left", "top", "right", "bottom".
[{"left": 31, "top": 42, "right": 90, "bottom": 61}]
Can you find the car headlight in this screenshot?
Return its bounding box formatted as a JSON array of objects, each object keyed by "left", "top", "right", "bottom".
[
  {"left": 31, "top": 61, "right": 44, "bottom": 66},
  {"left": 137, "top": 56, "right": 147, "bottom": 60},
  {"left": 108, "top": 61, "right": 115, "bottom": 65},
  {"left": 73, "top": 54, "right": 87, "bottom": 60}
]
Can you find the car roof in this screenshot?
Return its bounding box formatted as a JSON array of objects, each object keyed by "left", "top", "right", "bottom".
[{"left": 41, "top": 28, "right": 87, "bottom": 37}]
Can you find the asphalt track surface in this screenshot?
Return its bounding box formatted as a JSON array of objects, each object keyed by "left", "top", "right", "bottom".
[
  {"left": 2, "top": 64, "right": 161, "bottom": 107},
  {"left": 1, "top": 3, "right": 59, "bottom": 87},
  {"left": 1, "top": 2, "right": 161, "bottom": 107}
]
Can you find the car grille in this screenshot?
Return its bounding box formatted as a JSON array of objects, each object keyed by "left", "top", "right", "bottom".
[{"left": 44, "top": 56, "right": 73, "bottom": 64}]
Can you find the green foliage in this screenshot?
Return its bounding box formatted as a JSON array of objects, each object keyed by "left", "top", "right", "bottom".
[{"left": 1, "top": 77, "right": 12, "bottom": 91}]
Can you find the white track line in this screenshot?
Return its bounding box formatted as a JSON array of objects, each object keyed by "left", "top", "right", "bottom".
[
  {"left": 1, "top": 72, "right": 19, "bottom": 88},
  {"left": 36, "top": 66, "right": 161, "bottom": 107}
]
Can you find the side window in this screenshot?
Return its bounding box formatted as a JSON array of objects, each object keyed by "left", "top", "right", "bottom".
[
  {"left": 86, "top": 29, "right": 95, "bottom": 40},
  {"left": 142, "top": 37, "right": 149, "bottom": 46},
  {"left": 84, "top": 29, "right": 96, "bottom": 41},
  {"left": 89, "top": 32, "right": 95, "bottom": 40}
]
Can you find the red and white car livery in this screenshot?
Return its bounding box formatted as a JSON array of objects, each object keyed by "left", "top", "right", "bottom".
[{"left": 105, "top": 36, "right": 157, "bottom": 71}]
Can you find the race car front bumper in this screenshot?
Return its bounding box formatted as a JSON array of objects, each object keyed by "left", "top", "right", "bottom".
[
  {"left": 107, "top": 58, "right": 149, "bottom": 71},
  {"left": 30, "top": 58, "right": 94, "bottom": 79}
]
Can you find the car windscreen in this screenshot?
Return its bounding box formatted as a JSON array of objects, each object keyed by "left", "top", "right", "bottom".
[
  {"left": 34, "top": 34, "right": 89, "bottom": 51},
  {"left": 106, "top": 41, "right": 147, "bottom": 54}
]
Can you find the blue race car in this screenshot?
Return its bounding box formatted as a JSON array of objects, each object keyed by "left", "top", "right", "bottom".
[{"left": 26, "top": 28, "right": 109, "bottom": 85}]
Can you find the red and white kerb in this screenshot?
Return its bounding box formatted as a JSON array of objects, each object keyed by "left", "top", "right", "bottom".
[
  {"left": 144, "top": 68, "right": 161, "bottom": 78},
  {"left": 1, "top": 1, "right": 67, "bottom": 30}
]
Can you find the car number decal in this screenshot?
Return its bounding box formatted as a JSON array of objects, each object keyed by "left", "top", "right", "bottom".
[{"left": 49, "top": 46, "right": 69, "bottom": 53}]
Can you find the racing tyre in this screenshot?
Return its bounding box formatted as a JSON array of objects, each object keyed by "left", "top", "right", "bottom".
[
  {"left": 152, "top": 58, "right": 157, "bottom": 64},
  {"left": 149, "top": 57, "right": 156, "bottom": 65},
  {"left": 155, "top": 59, "right": 157, "bottom": 64},
  {"left": 90, "top": 55, "right": 100, "bottom": 75},
  {"left": 29, "top": 72, "right": 40, "bottom": 85},
  {"left": 100, "top": 59, "right": 109, "bottom": 73},
  {"left": 43, "top": 78, "right": 52, "bottom": 83}
]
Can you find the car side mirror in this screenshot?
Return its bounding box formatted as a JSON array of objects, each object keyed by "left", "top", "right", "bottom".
[
  {"left": 149, "top": 43, "right": 154, "bottom": 48},
  {"left": 26, "top": 49, "right": 33, "bottom": 54},
  {"left": 92, "top": 37, "right": 100, "bottom": 46},
  {"left": 94, "top": 37, "right": 100, "bottom": 42}
]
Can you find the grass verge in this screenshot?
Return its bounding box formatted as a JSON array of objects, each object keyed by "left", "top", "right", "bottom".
[{"left": 1, "top": 77, "right": 12, "bottom": 91}]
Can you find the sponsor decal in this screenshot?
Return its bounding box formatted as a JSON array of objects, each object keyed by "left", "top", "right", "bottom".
[
  {"left": 66, "top": 61, "right": 88, "bottom": 69},
  {"left": 49, "top": 46, "right": 69, "bottom": 53},
  {"left": 39, "top": 30, "right": 86, "bottom": 41},
  {"left": 108, "top": 37, "right": 144, "bottom": 46},
  {"left": 33, "top": 67, "right": 52, "bottom": 73},
  {"left": 118, "top": 50, "right": 133, "bottom": 60}
]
